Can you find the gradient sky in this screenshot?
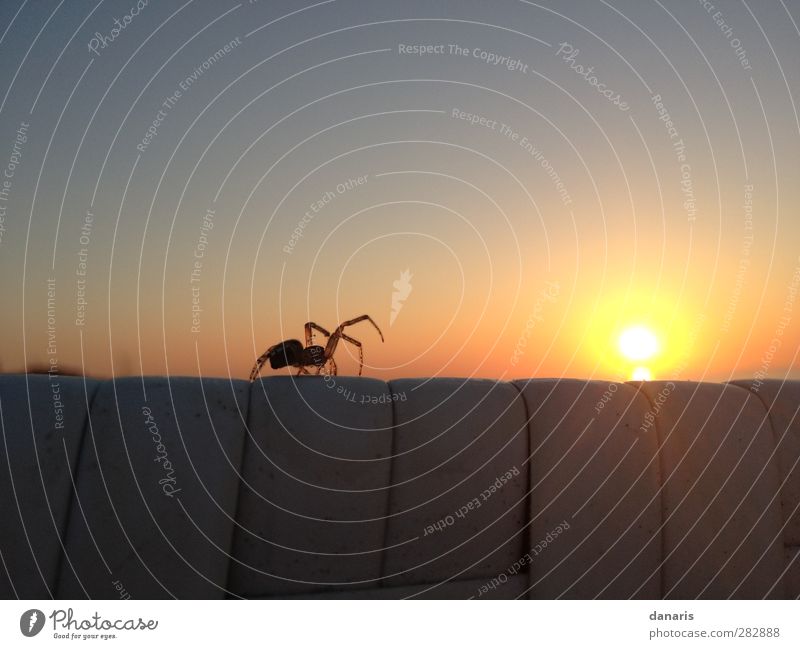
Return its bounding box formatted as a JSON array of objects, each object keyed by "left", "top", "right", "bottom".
[{"left": 0, "top": 0, "right": 798, "bottom": 382}]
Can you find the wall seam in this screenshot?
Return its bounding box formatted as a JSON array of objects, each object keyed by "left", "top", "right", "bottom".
[
  {"left": 378, "top": 379, "right": 398, "bottom": 590},
  {"left": 224, "top": 379, "right": 255, "bottom": 598},
  {"left": 727, "top": 382, "right": 782, "bottom": 471},
  {"left": 53, "top": 375, "right": 103, "bottom": 598},
  {"left": 508, "top": 380, "right": 534, "bottom": 600},
  {"left": 627, "top": 381, "right": 667, "bottom": 600},
  {"left": 726, "top": 381, "right": 788, "bottom": 598}
]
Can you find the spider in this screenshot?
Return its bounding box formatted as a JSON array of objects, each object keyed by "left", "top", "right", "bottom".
[{"left": 249, "top": 314, "right": 384, "bottom": 381}]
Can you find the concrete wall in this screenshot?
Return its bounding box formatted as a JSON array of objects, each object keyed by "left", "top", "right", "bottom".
[{"left": 0, "top": 375, "right": 797, "bottom": 599}]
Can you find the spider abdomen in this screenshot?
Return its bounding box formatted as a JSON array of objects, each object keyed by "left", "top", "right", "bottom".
[{"left": 267, "top": 339, "right": 303, "bottom": 369}]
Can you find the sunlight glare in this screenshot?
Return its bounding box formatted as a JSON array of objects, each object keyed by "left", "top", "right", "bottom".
[{"left": 618, "top": 326, "right": 659, "bottom": 361}]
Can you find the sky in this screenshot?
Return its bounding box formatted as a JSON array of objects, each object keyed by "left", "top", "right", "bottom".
[{"left": 0, "top": 0, "right": 798, "bottom": 383}]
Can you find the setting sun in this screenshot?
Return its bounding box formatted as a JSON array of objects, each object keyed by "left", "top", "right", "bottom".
[
  {"left": 618, "top": 326, "right": 659, "bottom": 362},
  {"left": 631, "top": 367, "right": 653, "bottom": 381}
]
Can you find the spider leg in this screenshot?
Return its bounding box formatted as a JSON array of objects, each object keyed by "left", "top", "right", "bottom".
[
  {"left": 323, "top": 315, "right": 383, "bottom": 376},
  {"left": 335, "top": 314, "right": 384, "bottom": 342},
  {"left": 328, "top": 355, "right": 337, "bottom": 376},
  {"left": 323, "top": 315, "right": 383, "bottom": 366},
  {"left": 339, "top": 333, "right": 365, "bottom": 376},
  {"left": 249, "top": 350, "right": 270, "bottom": 382},
  {"left": 303, "top": 321, "right": 331, "bottom": 347},
  {"left": 323, "top": 332, "right": 341, "bottom": 366}
]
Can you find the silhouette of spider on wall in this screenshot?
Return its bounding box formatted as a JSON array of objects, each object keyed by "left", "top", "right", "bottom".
[{"left": 249, "top": 314, "right": 384, "bottom": 381}]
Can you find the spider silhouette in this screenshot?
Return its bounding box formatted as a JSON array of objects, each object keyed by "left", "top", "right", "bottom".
[{"left": 249, "top": 314, "right": 384, "bottom": 381}]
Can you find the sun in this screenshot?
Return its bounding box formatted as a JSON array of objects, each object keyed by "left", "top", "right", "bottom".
[
  {"left": 618, "top": 325, "right": 659, "bottom": 362},
  {"left": 631, "top": 366, "right": 653, "bottom": 381}
]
